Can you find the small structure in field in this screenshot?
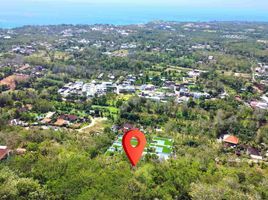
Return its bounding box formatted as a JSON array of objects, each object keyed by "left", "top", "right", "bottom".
[
  {"left": 247, "top": 147, "right": 263, "bottom": 161},
  {"left": 0, "top": 146, "right": 10, "bottom": 161}
]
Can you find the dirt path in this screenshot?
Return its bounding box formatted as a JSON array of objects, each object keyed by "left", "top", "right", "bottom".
[{"left": 78, "top": 117, "right": 107, "bottom": 132}]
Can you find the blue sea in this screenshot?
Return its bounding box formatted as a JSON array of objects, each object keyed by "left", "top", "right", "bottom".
[{"left": 0, "top": 1, "right": 268, "bottom": 28}]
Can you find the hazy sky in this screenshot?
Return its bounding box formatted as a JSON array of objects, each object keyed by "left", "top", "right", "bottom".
[{"left": 2, "top": 0, "right": 268, "bottom": 8}]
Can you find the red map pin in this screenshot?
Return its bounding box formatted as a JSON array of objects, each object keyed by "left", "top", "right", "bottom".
[{"left": 122, "top": 129, "right": 146, "bottom": 167}]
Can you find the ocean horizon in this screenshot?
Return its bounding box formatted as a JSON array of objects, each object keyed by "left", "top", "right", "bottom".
[{"left": 1, "top": 3, "right": 268, "bottom": 28}]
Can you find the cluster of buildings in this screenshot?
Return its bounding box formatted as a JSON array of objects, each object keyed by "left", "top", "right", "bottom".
[
  {"left": 0, "top": 34, "right": 12, "bottom": 39},
  {"left": 9, "top": 111, "right": 88, "bottom": 130},
  {"left": 138, "top": 84, "right": 172, "bottom": 102},
  {"left": 120, "top": 43, "right": 137, "bottom": 49},
  {"left": 58, "top": 69, "right": 212, "bottom": 103},
  {"left": 138, "top": 82, "right": 210, "bottom": 103},
  {"left": 257, "top": 40, "right": 268, "bottom": 44},
  {"left": 58, "top": 80, "right": 136, "bottom": 99},
  {"left": 89, "top": 25, "right": 135, "bottom": 36},
  {"left": 250, "top": 95, "right": 268, "bottom": 110},
  {"left": 222, "top": 35, "right": 247, "bottom": 40},
  {"left": 1, "top": 24, "right": 139, "bottom": 57},
  {"left": 39, "top": 112, "right": 88, "bottom": 128},
  {"left": 58, "top": 80, "right": 211, "bottom": 103},
  {"left": 256, "top": 63, "right": 268, "bottom": 78},
  {"left": 103, "top": 50, "right": 129, "bottom": 57},
  {"left": 11, "top": 45, "right": 36, "bottom": 55},
  {"left": 177, "top": 84, "right": 210, "bottom": 100},
  {"left": 137, "top": 70, "right": 211, "bottom": 103},
  {"left": 218, "top": 134, "right": 268, "bottom": 163},
  {"left": 53, "top": 25, "right": 138, "bottom": 53},
  {"left": 191, "top": 44, "right": 211, "bottom": 50}
]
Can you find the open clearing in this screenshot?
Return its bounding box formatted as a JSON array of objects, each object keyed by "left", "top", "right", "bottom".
[
  {"left": 0, "top": 74, "right": 30, "bottom": 90},
  {"left": 78, "top": 117, "right": 107, "bottom": 133}
]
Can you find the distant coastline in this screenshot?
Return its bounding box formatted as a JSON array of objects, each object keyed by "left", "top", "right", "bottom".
[
  {"left": 1, "top": 20, "right": 268, "bottom": 30},
  {"left": 0, "top": 4, "right": 268, "bottom": 29}
]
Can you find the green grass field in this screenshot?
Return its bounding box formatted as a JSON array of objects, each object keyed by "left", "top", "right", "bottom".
[{"left": 92, "top": 105, "right": 119, "bottom": 113}]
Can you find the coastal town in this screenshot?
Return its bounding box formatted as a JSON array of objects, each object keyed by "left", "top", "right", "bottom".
[{"left": 0, "top": 21, "right": 268, "bottom": 199}]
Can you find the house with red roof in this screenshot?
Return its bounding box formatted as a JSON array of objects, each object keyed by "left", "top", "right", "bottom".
[
  {"left": 59, "top": 114, "right": 78, "bottom": 122},
  {"left": 218, "top": 134, "right": 239, "bottom": 147},
  {"left": 223, "top": 135, "right": 239, "bottom": 145},
  {"left": 0, "top": 146, "right": 10, "bottom": 161},
  {"left": 54, "top": 118, "right": 68, "bottom": 127}
]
